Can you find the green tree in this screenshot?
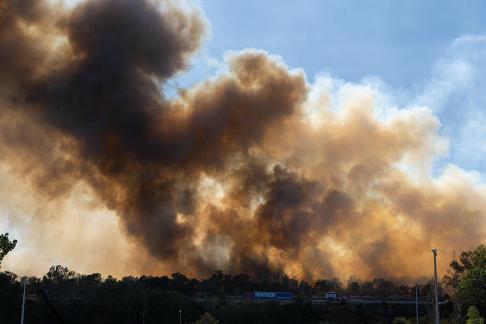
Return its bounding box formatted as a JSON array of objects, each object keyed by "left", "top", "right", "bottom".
[
  {"left": 466, "top": 306, "right": 485, "bottom": 324},
  {"left": 444, "top": 244, "right": 486, "bottom": 288},
  {"left": 43, "top": 265, "right": 78, "bottom": 284},
  {"left": 457, "top": 267, "right": 486, "bottom": 317},
  {"left": 192, "top": 312, "right": 219, "bottom": 324},
  {"left": 0, "top": 233, "right": 17, "bottom": 268}
]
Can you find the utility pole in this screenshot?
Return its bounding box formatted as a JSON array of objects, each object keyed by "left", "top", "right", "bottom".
[
  {"left": 415, "top": 283, "right": 419, "bottom": 324},
  {"left": 432, "top": 249, "right": 440, "bottom": 324},
  {"left": 20, "top": 280, "right": 27, "bottom": 324}
]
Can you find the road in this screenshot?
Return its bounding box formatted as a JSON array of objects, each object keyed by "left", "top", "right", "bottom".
[
  {"left": 311, "top": 299, "right": 450, "bottom": 305},
  {"left": 195, "top": 297, "right": 450, "bottom": 305}
]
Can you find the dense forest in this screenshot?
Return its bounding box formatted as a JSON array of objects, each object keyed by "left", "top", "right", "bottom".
[
  {"left": 0, "top": 266, "right": 449, "bottom": 324},
  {"left": 1, "top": 236, "right": 485, "bottom": 323}
]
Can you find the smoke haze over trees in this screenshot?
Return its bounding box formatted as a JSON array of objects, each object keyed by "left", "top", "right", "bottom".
[
  {"left": 1, "top": 244, "right": 484, "bottom": 323},
  {"left": 0, "top": 265, "right": 451, "bottom": 324}
]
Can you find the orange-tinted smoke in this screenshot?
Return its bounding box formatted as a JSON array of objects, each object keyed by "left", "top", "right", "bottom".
[{"left": 0, "top": 0, "right": 484, "bottom": 280}]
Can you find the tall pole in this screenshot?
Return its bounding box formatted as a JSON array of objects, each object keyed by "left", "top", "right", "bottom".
[
  {"left": 415, "top": 283, "right": 419, "bottom": 324},
  {"left": 20, "top": 281, "right": 27, "bottom": 324},
  {"left": 432, "top": 249, "right": 440, "bottom": 324},
  {"left": 179, "top": 309, "right": 182, "bottom": 324}
]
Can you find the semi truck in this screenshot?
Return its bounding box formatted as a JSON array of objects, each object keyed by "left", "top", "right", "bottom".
[{"left": 253, "top": 291, "right": 293, "bottom": 300}]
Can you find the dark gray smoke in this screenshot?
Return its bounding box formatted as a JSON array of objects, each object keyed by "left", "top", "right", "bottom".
[{"left": 1, "top": 0, "right": 484, "bottom": 280}]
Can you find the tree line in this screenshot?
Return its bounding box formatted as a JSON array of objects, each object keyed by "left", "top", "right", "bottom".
[{"left": 1, "top": 233, "right": 484, "bottom": 323}]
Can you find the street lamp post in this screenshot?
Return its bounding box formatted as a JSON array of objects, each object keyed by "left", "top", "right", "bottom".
[
  {"left": 415, "top": 283, "right": 419, "bottom": 324},
  {"left": 179, "top": 309, "right": 182, "bottom": 324},
  {"left": 20, "top": 280, "right": 28, "bottom": 324},
  {"left": 432, "top": 249, "right": 440, "bottom": 324}
]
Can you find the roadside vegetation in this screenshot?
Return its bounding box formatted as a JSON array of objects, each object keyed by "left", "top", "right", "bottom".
[{"left": 0, "top": 235, "right": 484, "bottom": 323}]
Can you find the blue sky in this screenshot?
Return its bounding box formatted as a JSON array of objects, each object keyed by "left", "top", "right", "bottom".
[
  {"left": 169, "top": 0, "right": 486, "bottom": 176},
  {"left": 181, "top": 0, "right": 486, "bottom": 86}
]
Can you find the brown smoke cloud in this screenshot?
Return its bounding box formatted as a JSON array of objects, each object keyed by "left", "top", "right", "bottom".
[{"left": 1, "top": 0, "right": 485, "bottom": 280}]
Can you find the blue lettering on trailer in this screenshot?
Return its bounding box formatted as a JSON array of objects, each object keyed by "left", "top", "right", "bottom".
[{"left": 253, "top": 291, "right": 293, "bottom": 300}]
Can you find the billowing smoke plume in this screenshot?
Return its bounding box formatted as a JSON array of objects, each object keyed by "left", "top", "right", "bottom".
[{"left": 1, "top": 0, "right": 485, "bottom": 280}]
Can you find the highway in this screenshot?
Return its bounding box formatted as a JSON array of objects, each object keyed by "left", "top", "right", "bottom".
[
  {"left": 195, "top": 297, "right": 450, "bottom": 305},
  {"left": 310, "top": 299, "right": 450, "bottom": 305}
]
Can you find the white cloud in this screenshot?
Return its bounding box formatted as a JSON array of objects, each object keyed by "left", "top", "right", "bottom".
[{"left": 413, "top": 34, "right": 486, "bottom": 174}]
